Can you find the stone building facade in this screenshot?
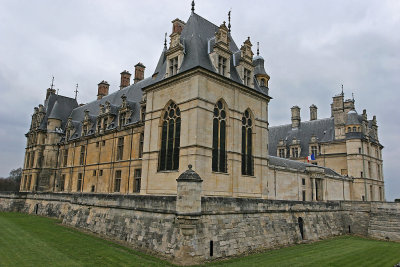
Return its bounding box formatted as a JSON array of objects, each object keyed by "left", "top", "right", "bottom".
[
  {"left": 20, "top": 6, "right": 383, "bottom": 202},
  {"left": 268, "top": 94, "right": 384, "bottom": 201}
]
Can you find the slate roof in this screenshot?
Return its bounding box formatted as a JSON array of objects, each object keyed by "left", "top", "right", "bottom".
[
  {"left": 345, "top": 110, "right": 361, "bottom": 125},
  {"left": 268, "top": 118, "right": 335, "bottom": 158},
  {"left": 269, "top": 156, "right": 341, "bottom": 177},
  {"left": 269, "top": 108, "right": 382, "bottom": 157},
  {"left": 40, "top": 94, "right": 78, "bottom": 130},
  {"left": 61, "top": 12, "right": 270, "bottom": 141}
]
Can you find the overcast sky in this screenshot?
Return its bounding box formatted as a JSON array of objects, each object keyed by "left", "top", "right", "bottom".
[{"left": 0, "top": 0, "right": 399, "bottom": 200}]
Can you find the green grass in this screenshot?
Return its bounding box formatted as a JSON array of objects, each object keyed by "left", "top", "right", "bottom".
[
  {"left": 0, "top": 212, "right": 173, "bottom": 266},
  {"left": 1, "top": 212, "right": 400, "bottom": 267},
  {"left": 207, "top": 236, "right": 400, "bottom": 267}
]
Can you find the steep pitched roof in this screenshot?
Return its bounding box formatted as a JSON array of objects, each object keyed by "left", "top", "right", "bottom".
[
  {"left": 64, "top": 11, "right": 270, "bottom": 140},
  {"left": 40, "top": 94, "right": 78, "bottom": 130},
  {"left": 268, "top": 118, "right": 335, "bottom": 158}
]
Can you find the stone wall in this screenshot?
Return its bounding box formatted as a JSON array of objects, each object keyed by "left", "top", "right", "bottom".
[{"left": 0, "top": 191, "right": 399, "bottom": 265}]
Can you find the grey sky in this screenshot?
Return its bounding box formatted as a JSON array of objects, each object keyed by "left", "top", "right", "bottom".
[{"left": 0, "top": 0, "right": 399, "bottom": 200}]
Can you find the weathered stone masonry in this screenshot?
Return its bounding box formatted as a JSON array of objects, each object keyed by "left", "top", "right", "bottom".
[{"left": 1, "top": 190, "right": 399, "bottom": 265}]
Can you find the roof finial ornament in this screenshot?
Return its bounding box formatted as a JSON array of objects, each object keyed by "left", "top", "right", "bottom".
[
  {"left": 352, "top": 92, "right": 355, "bottom": 102},
  {"left": 164, "top": 32, "right": 167, "bottom": 49},
  {"left": 257, "top": 42, "right": 260, "bottom": 56},
  {"left": 74, "top": 83, "right": 79, "bottom": 100},
  {"left": 50, "top": 76, "right": 55, "bottom": 90},
  {"left": 341, "top": 84, "right": 344, "bottom": 96},
  {"left": 191, "top": 0, "right": 195, "bottom": 13},
  {"left": 228, "top": 9, "right": 231, "bottom": 33}
]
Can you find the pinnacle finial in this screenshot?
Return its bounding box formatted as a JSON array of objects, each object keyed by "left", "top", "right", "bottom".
[
  {"left": 341, "top": 84, "right": 344, "bottom": 95},
  {"left": 164, "top": 32, "right": 167, "bottom": 49},
  {"left": 191, "top": 0, "right": 195, "bottom": 13},
  {"left": 50, "top": 76, "right": 55, "bottom": 90},
  {"left": 74, "top": 83, "right": 79, "bottom": 100},
  {"left": 257, "top": 42, "right": 260, "bottom": 56},
  {"left": 188, "top": 164, "right": 192, "bottom": 170},
  {"left": 228, "top": 9, "right": 231, "bottom": 33}
]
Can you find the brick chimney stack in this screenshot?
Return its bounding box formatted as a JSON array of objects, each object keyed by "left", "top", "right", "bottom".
[
  {"left": 120, "top": 70, "right": 131, "bottom": 90},
  {"left": 97, "top": 80, "right": 109, "bottom": 100},
  {"left": 291, "top": 106, "right": 301, "bottom": 128},
  {"left": 134, "top": 63, "right": 146, "bottom": 84},
  {"left": 310, "top": 104, "right": 318, "bottom": 121},
  {"left": 172, "top": 18, "right": 186, "bottom": 34}
]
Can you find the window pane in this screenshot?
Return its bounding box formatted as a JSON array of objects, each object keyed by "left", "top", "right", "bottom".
[
  {"left": 159, "top": 121, "right": 168, "bottom": 170},
  {"left": 242, "top": 126, "right": 246, "bottom": 174},
  {"left": 219, "top": 120, "right": 226, "bottom": 172},
  {"left": 212, "top": 118, "right": 219, "bottom": 171},
  {"left": 173, "top": 117, "right": 181, "bottom": 170},
  {"left": 166, "top": 119, "right": 175, "bottom": 170}
]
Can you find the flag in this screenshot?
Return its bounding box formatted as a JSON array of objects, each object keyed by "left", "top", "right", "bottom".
[{"left": 307, "top": 153, "right": 316, "bottom": 162}]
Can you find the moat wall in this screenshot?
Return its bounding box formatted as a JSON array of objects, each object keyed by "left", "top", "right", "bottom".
[{"left": 0, "top": 192, "right": 399, "bottom": 265}]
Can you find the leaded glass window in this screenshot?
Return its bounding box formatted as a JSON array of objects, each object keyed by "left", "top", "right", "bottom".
[
  {"left": 212, "top": 100, "right": 227, "bottom": 173},
  {"left": 159, "top": 102, "right": 181, "bottom": 171},
  {"left": 242, "top": 109, "right": 253, "bottom": 175}
]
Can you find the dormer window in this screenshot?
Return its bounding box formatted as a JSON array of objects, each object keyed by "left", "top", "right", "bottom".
[
  {"left": 103, "top": 119, "right": 107, "bottom": 131},
  {"left": 260, "top": 79, "right": 265, "bottom": 87},
  {"left": 218, "top": 56, "right": 227, "bottom": 76},
  {"left": 291, "top": 147, "right": 299, "bottom": 158},
  {"left": 311, "top": 145, "right": 318, "bottom": 156},
  {"left": 244, "top": 68, "right": 251, "bottom": 86},
  {"left": 278, "top": 148, "right": 285, "bottom": 158},
  {"left": 169, "top": 57, "right": 178, "bottom": 76},
  {"left": 119, "top": 113, "right": 125, "bottom": 127}
]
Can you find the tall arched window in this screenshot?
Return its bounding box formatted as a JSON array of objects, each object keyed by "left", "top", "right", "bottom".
[
  {"left": 159, "top": 102, "right": 181, "bottom": 171},
  {"left": 212, "top": 100, "right": 227, "bottom": 172},
  {"left": 242, "top": 109, "right": 253, "bottom": 175}
]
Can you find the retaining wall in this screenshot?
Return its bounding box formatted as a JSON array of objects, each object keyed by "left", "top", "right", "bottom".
[{"left": 0, "top": 192, "right": 399, "bottom": 265}]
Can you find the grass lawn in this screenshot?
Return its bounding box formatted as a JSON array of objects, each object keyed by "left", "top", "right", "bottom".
[
  {"left": 1, "top": 212, "right": 399, "bottom": 267},
  {"left": 207, "top": 236, "right": 400, "bottom": 267},
  {"left": 0, "top": 212, "right": 173, "bottom": 266}
]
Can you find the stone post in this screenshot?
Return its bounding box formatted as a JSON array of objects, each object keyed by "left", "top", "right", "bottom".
[
  {"left": 176, "top": 164, "right": 203, "bottom": 215},
  {"left": 175, "top": 164, "right": 203, "bottom": 265}
]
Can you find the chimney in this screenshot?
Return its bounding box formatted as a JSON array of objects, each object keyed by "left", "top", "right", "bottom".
[
  {"left": 134, "top": 63, "right": 146, "bottom": 84},
  {"left": 172, "top": 18, "right": 186, "bottom": 34},
  {"left": 120, "top": 70, "right": 131, "bottom": 90},
  {"left": 310, "top": 104, "right": 318, "bottom": 121},
  {"left": 291, "top": 106, "right": 301, "bottom": 128},
  {"left": 97, "top": 80, "right": 109, "bottom": 100}
]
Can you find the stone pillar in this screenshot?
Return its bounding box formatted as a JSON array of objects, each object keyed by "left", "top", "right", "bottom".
[
  {"left": 311, "top": 178, "right": 317, "bottom": 201},
  {"left": 175, "top": 164, "right": 203, "bottom": 265},
  {"left": 176, "top": 164, "right": 203, "bottom": 215}
]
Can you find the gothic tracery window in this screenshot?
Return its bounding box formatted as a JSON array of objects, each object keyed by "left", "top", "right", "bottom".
[
  {"left": 212, "top": 100, "right": 227, "bottom": 173},
  {"left": 159, "top": 102, "right": 181, "bottom": 171},
  {"left": 242, "top": 109, "right": 253, "bottom": 175}
]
